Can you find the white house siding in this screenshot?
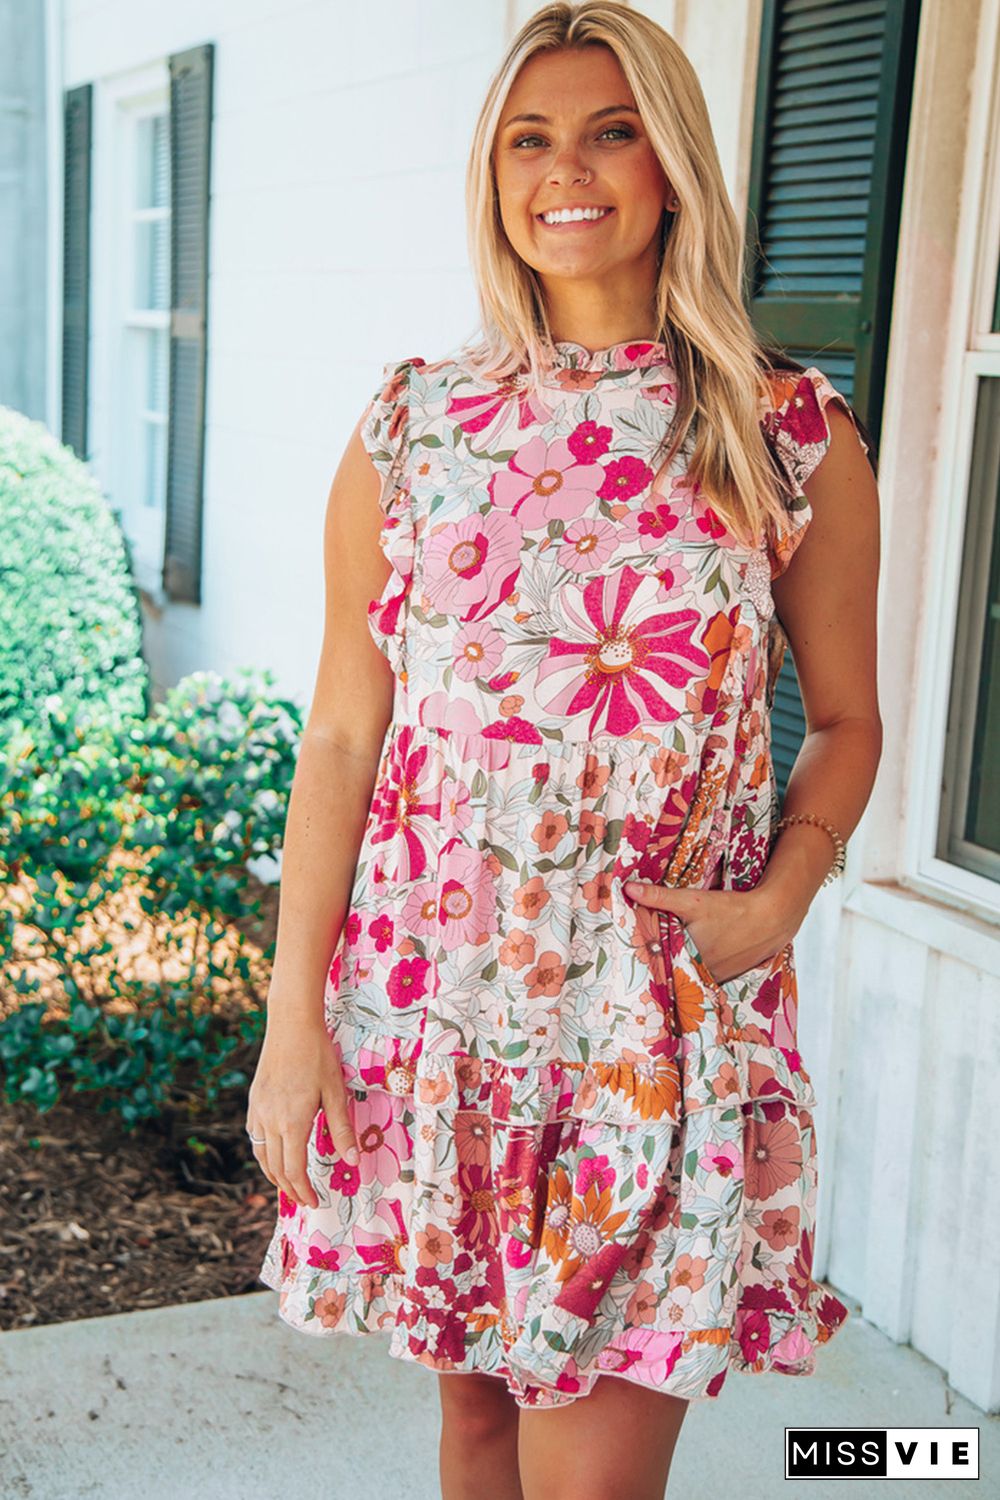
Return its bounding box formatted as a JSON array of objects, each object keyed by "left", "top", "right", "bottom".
[
  {"left": 54, "top": 0, "right": 1000, "bottom": 1414},
  {"left": 62, "top": 0, "right": 510, "bottom": 703}
]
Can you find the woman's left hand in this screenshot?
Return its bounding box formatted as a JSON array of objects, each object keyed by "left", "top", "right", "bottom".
[{"left": 622, "top": 879, "right": 801, "bottom": 985}]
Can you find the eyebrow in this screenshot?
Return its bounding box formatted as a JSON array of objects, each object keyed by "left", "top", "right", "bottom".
[{"left": 501, "top": 104, "right": 640, "bottom": 128}]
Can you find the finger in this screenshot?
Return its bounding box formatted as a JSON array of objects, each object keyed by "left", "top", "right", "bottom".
[
  {"left": 268, "top": 1131, "right": 300, "bottom": 1207},
  {"left": 623, "top": 878, "right": 686, "bottom": 915},
  {"left": 247, "top": 1122, "right": 279, "bottom": 1190},
  {"left": 322, "top": 1088, "right": 361, "bottom": 1166},
  {"left": 285, "top": 1139, "right": 320, "bottom": 1211}
]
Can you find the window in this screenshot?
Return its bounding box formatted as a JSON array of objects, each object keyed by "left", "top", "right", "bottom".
[{"left": 938, "top": 350, "right": 1000, "bottom": 883}]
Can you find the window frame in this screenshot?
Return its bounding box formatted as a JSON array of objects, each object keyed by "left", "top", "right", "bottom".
[
  {"left": 904, "top": 1, "right": 1000, "bottom": 920},
  {"left": 90, "top": 61, "right": 171, "bottom": 601}
]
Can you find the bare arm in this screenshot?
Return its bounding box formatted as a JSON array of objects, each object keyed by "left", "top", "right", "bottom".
[
  {"left": 755, "top": 400, "right": 883, "bottom": 924},
  {"left": 246, "top": 414, "right": 396, "bottom": 1206},
  {"left": 624, "top": 399, "right": 882, "bottom": 981},
  {"left": 264, "top": 417, "right": 396, "bottom": 1025}
]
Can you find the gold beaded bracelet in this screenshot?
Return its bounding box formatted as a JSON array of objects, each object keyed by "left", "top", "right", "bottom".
[{"left": 774, "top": 811, "right": 847, "bottom": 888}]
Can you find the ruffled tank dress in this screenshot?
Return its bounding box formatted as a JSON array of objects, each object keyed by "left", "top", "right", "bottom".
[{"left": 258, "top": 337, "right": 859, "bottom": 1408}]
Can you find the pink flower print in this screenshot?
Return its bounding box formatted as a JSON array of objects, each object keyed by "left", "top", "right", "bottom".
[
  {"left": 422, "top": 510, "right": 522, "bottom": 621},
  {"left": 645, "top": 555, "right": 694, "bottom": 603},
  {"left": 619, "top": 493, "right": 682, "bottom": 552},
  {"left": 370, "top": 724, "right": 442, "bottom": 882},
  {"left": 597, "top": 455, "right": 654, "bottom": 503},
  {"left": 771, "top": 1326, "right": 814, "bottom": 1368},
  {"left": 356, "top": 1095, "right": 412, "bottom": 1187},
  {"left": 438, "top": 842, "right": 501, "bottom": 952},
  {"left": 557, "top": 516, "right": 619, "bottom": 573},
  {"left": 699, "top": 1139, "right": 744, "bottom": 1181},
  {"left": 418, "top": 692, "right": 514, "bottom": 771},
  {"left": 446, "top": 376, "right": 552, "bottom": 437},
  {"left": 356, "top": 1198, "right": 409, "bottom": 1276},
  {"left": 401, "top": 879, "right": 440, "bottom": 935},
  {"left": 439, "top": 776, "right": 473, "bottom": 836},
  {"left": 536, "top": 564, "right": 710, "bottom": 736},
  {"left": 598, "top": 1327, "right": 684, "bottom": 1384},
  {"left": 452, "top": 620, "right": 505, "bottom": 681},
  {"left": 489, "top": 436, "right": 604, "bottom": 528},
  {"left": 304, "top": 1232, "right": 350, "bottom": 1273},
  {"left": 567, "top": 419, "right": 612, "bottom": 463},
  {"left": 387, "top": 954, "right": 432, "bottom": 1009},
  {"left": 368, "top": 912, "right": 395, "bottom": 953},
  {"left": 576, "top": 1153, "right": 615, "bottom": 1196},
  {"left": 481, "top": 715, "right": 544, "bottom": 747}
]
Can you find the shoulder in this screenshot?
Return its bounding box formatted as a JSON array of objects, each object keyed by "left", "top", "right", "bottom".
[{"left": 760, "top": 364, "right": 871, "bottom": 491}]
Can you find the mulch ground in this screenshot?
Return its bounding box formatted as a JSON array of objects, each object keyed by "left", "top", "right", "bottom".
[
  {"left": 0, "top": 873, "right": 282, "bottom": 1333},
  {"left": 0, "top": 1087, "right": 278, "bottom": 1333}
]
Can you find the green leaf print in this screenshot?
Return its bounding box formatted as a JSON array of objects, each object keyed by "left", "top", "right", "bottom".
[{"left": 490, "top": 844, "right": 520, "bottom": 872}]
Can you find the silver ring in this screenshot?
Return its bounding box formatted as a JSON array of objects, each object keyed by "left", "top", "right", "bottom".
[{"left": 246, "top": 1130, "right": 266, "bottom": 1145}]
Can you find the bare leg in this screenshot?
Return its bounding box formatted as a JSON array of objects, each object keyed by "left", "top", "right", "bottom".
[
  {"left": 437, "top": 1371, "right": 524, "bottom": 1500},
  {"left": 517, "top": 1376, "right": 689, "bottom": 1500}
]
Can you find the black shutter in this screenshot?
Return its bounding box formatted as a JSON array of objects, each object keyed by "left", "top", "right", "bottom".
[
  {"left": 746, "top": 0, "right": 920, "bottom": 794},
  {"left": 163, "top": 43, "right": 214, "bottom": 604},
  {"left": 62, "top": 84, "right": 92, "bottom": 460}
]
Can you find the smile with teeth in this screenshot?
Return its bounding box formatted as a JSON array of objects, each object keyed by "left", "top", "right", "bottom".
[{"left": 538, "top": 206, "right": 614, "bottom": 225}]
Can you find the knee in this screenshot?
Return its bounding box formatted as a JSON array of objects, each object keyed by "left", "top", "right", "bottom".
[{"left": 438, "top": 1373, "right": 519, "bottom": 1444}]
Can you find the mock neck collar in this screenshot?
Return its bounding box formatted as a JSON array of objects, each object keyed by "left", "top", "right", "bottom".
[{"left": 548, "top": 337, "right": 672, "bottom": 374}]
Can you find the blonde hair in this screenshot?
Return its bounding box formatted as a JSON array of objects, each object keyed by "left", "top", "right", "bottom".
[{"left": 460, "top": 0, "right": 802, "bottom": 547}]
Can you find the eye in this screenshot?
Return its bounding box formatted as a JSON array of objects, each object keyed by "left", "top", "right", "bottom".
[{"left": 598, "top": 125, "right": 634, "bottom": 141}]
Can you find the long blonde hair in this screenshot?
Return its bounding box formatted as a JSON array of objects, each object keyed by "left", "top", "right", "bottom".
[{"left": 460, "top": 1, "right": 817, "bottom": 547}]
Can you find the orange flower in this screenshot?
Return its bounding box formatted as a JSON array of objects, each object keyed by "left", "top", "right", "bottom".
[
  {"left": 745, "top": 1116, "right": 803, "bottom": 1201},
  {"left": 513, "top": 875, "right": 549, "bottom": 920},
  {"left": 532, "top": 809, "right": 570, "bottom": 852},
  {"left": 525, "top": 950, "right": 566, "bottom": 999},
  {"left": 499, "top": 928, "right": 536, "bottom": 968}
]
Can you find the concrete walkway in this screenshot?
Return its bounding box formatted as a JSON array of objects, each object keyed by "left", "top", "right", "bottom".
[{"left": 0, "top": 1289, "right": 995, "bottom": 1498}]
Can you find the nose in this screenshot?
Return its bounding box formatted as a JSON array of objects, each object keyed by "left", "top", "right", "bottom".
[{"left": 547, "top": 146, "right": 592, "bottom": 187}]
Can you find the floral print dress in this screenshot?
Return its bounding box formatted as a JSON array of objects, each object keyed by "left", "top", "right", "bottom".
[{"left": 258, "top": 338, "right": 858, "bottom": 1408}]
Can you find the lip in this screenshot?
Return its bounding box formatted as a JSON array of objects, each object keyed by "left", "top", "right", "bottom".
[{"left": 535, "top": 205, "right": 616, "bottom": 229}]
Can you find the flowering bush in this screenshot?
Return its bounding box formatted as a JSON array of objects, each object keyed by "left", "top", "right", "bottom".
[{"left": 0, "top": 669, "right": 305, "bottom": 1127}]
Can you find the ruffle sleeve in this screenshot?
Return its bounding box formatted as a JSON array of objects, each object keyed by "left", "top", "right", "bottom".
[
  {"left": 359, "top": 355, "right": 425, "bottom": 678},
  {"left": 759, "top": 365, "right": 871, "bottom": 581}
]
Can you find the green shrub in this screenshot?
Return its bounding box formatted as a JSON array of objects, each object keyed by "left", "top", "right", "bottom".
[
  {"left": 0, "top": 668, "right": 304, "bottom": 1128},
  {"left": 0, "top": 403, "right": 149, "bottom": 738}
]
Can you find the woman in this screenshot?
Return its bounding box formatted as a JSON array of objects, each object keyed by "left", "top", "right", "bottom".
[{"left": 252, "top": 3, "right": 881, "bottom": 1496}]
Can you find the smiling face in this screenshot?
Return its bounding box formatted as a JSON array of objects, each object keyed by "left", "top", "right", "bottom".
[{"left": 493, "top": 45, "right": 671, "bottom": 298}]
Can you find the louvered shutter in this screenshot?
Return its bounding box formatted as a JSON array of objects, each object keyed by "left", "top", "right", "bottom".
[
  {"left": 746, "top": 0, "right": 920, "bottom": 795},
  {"left": 163, "top": 43, "right": 214, "bottom": 604},
  {"left": 62, "top": 84, "right": 92, "bottom": 461}
]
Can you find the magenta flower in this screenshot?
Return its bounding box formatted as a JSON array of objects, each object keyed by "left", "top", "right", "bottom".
[
  {"left": 536, "top": 564, "right": 709, "bottom": 735},
  {"left": 618, "top": 493, "right": 682, "bottom": 551},
  {"left": 386, "top": 954, "right": 432, "bottom": 1009},
  {"left": 488, "top": 435, "right": 603, "bottom": 528},
  {"left": 597, "top": 454, "right": 654, "bottom": 502},
  {"left": 422, "top": 510, "right": 522, "bottom": 621},
  {"left": 567, "top": 419, "right": 612, "bottom": 463}
]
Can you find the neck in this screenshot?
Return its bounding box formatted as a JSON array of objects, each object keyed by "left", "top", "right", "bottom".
[{"left": 540, "top": 254, "right": 660, "bottom": 352}]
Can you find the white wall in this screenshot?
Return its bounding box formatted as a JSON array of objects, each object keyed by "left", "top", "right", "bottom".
[{"left": 62, "top": 0, "right": 509, "bottom": 706}]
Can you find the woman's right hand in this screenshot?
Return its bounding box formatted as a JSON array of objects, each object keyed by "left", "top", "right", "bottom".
[{"left": 246, "top": 1014, "right": 361, "bottom": 1210}]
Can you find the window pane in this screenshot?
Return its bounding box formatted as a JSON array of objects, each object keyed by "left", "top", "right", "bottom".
[
  {"left": 939, "top": 375, "right": 1000, "bottom": 878},
  {"left": 133, "top": 114, "right": 170, "bottom": 310}
]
